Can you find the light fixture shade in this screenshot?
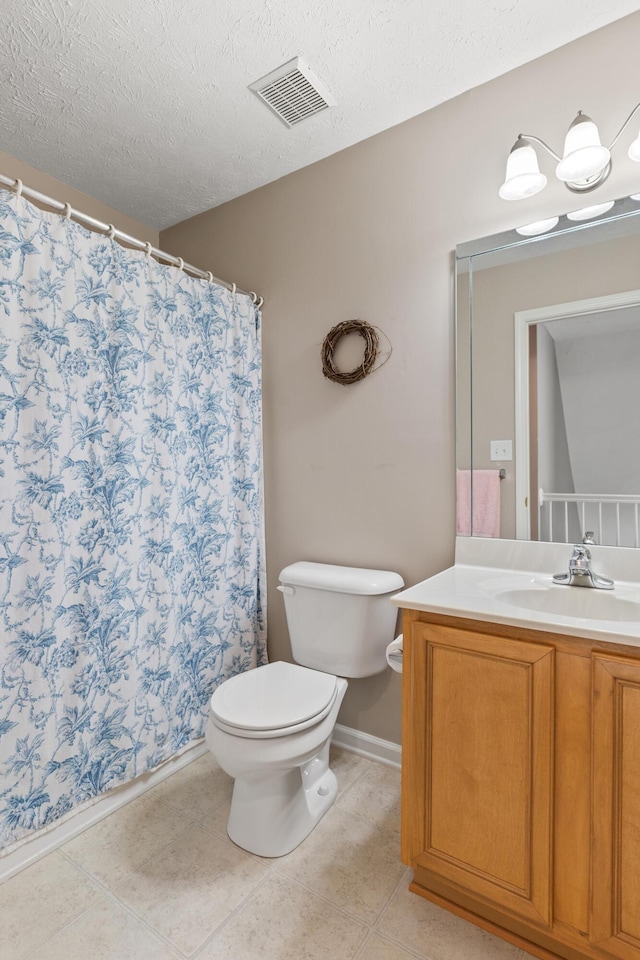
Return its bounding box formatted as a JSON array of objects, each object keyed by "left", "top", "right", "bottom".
[
  {"left": 566, "top": 200, "right": 615, "bottom": 221},
  {"left": 628, "top": 127, "right": 640, "bottom": 162},
  {"left": 516, "top": 217, "right": 559, "bottom": 236},
  {"left": 499, "top": 141, "right": 547, "bottom": 201},
  {"left": 556, "top": 112, "right": 610, "bottom": 183}
]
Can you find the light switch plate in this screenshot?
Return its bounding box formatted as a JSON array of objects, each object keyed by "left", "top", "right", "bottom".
[{"left": 490, "top": 440, "right": 512, "bottom": 461}]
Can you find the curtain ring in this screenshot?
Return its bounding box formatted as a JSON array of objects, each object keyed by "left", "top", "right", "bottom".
[
  {"left": 250, "top": 292, "right": 257, "bottom": 304},
  {"left": 206, "top": 271, "right": 214, "bottom": 283},
  {"left": 13, "top": 179, "right": 23, "bottom": 198},
  {"left": 176, "top": 257, "right": 184, "bottom": 272},
  {"left": 256, "top": 296, "right": 264, "bottom": 309},
  {"left": 63, "top": 202, "right": 72, "bottom": 220},
  {"left": 107, "top": 224, "right": 116, "bottom": 239},
  {"left": 144, "top": 242, "right": 152, "bottom": 258},
  {"left": 231, "top": 283, "right": 236, "bottom": 296}
]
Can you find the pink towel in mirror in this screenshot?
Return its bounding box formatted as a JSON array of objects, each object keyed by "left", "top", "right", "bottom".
[{"left": 456, "top": 469, "right": 501, "bottom": 538}]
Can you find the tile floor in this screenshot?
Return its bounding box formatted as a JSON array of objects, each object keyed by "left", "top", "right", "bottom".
[{"left": 1, "top": 747, "right": 529, "bottom": 960}]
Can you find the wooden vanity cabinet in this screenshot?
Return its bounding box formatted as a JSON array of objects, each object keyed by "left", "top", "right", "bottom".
[{"left": 401, "top": 609, "right": 640, "bottom": 960}]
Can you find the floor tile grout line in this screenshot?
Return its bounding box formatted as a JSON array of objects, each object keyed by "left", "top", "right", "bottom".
[
  {"left": 321, "top": 796, "right": 402, "bottom": 844},
  {"left": 16, "top": 873, "right": 186, "bottom": 960},
  {"left": 357, "top": 927, "right": 431, "bottom": 960},
  {"left": 369, "top": 867, "right": 442, "bottom": 960},
  {"left": 352, "top": 926, "right": 427, "bottom": 960},
  {"left": 352, "top": 927, "right": 377, "bottom": 960},
  {"left": 333, "top": 801, "right": 402, "bottom": 836},
  {"left": 52, "top": 860, "right": 189, "bottom": 959},
  {"left": 59, "top": 819, "right": 275, "bottom": 959},
  {"left": 369, "top": 929, "right": 434, "bottom": 960},
  {"left": 16, "top": 849, "right": 124, "bottom": 960},
  {"left": 19, "top": 890, "right": 113, "bottom": 960},
  {"left": 50, "top": 852, "right": 189, "bottom": 955},
  {"left": 58, "top": 812, "right": 198, "bottom": 888},
  {"left": 101, "top": 884, "right": 197, "bottom": 959},
  {"left": 188, "top": 868, "right": 381, "bottom": 959},
  {"left": 364, "top": 858, "right": 412, "bottom": 928},
  {"left": 374, "top": 863, "right": 414, "bottom": 924},
  {"left": 189, "top": 867, "right": 288, "bottom": 959},
  {"left": 140, "top": 789, "right": 220, "bottom": 826},
  {"left": 350, "top": 922, "right": 376, "bottom": 960},
  {"left": 0, "top": 789, "right": 204, "bottom": 889},
  {"left": 162, "top": 804, "right": 283, "bottom": 872},
  {"left": 268, "top": 862, "right": 395, "bottom": 930},
  {"left": 107, "top": 838, "right": 274, "bottom": 958},
  {"left": 272, "top": 866, "right": 407, "bottom": 932},
  {"left": 329, "top": 755, "right": 378, "bottom": 800},
  {"left": 118, "top": 793, "right": 293, "bottom": 955}
]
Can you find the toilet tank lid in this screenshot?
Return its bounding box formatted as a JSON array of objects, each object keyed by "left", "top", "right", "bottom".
[{"left": 278, "top": 561, "right": 404, "bottom": 595}]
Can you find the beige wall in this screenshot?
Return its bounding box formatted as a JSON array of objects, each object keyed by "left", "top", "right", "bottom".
[
  {"left": 0, "top": 149, "right": 158, "bottom": 246},
  {"left": 161, "top": 12, "right": 640, "bottom": 745}
]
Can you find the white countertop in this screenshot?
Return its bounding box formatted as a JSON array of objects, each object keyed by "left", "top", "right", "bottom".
[{"left": 391, "top": 537, "right": 640, "bottom": 649}]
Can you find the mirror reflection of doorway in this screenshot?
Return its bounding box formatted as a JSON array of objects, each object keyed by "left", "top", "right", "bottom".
[{"left": 515, "top": 292, "right": 640, "bottom": 546}]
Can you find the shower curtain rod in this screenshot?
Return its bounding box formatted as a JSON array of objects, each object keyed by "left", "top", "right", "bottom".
[{"left": 0, "top": 173, "right": 263, "bottom": 307}]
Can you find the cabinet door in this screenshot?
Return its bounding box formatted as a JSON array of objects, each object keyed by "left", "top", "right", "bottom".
[
  {"left": 592, "top": 653, "right": 640, "bottom": 959},
  {"left": 404, "top": 622, "right": 554, "bottom": 926}
]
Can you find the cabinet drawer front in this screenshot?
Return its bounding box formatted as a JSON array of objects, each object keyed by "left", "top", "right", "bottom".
[
  {"left": 592, "top": 653, "right": 640, "bottom": 959},
  {"left": 405, "top": 623, "right": 554, "bottom": 927}
]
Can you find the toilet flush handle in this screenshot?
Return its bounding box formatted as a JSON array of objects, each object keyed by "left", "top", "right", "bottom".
[{"left": 277, "top": 585, "right": 295, "bottom": 595}]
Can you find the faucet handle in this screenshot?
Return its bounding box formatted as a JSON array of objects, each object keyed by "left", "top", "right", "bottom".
[
  {"left": 570, "top": 543, "right": 591, "bottom": 567},
  {"left": 582, "top": 532, "right": 597, "bottom": 545}
]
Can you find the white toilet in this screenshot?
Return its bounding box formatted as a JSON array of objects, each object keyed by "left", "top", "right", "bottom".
[{"left": 205, "top": 560, "right": 404, "bottom": 857}]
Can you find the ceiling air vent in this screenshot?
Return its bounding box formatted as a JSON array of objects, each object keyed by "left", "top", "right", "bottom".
[{"left": 249, "top": 57, "right": 336, "bottom": 128}]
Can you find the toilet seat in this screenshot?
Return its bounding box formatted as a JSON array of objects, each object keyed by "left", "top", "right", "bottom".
[{"left": 210, "top": 661, "right": 338, "bottom": 739}]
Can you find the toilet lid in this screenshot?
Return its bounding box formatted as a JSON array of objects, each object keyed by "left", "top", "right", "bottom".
[{"left": 210, "top": 661, "right": 338, "bottom": 732}]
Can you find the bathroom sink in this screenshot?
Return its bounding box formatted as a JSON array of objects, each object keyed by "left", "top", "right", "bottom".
[
  {"left": 392, "top": 542, "right": 640, "bottom": 643},
  {"left": 495, "top": 586, "right": 640, "bottom": 623}
]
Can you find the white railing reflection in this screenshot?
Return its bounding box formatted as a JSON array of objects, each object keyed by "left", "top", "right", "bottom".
[{"left": 539, "top": 491, "right": 640, "bottom": 548}]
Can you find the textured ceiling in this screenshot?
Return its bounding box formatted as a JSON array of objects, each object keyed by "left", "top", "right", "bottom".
[{"left": 1, "top": 0, "right": 639, "bottom": 230}]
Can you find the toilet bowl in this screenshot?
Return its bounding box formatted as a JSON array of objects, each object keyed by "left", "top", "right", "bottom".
[
  {"left": 206, "top": 661, "right": 348, "bottom": 857},
  {"left": 206, "top": 561, "right": 404, "bottom": 857}
]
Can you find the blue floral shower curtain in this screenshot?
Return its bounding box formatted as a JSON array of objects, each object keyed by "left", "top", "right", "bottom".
[{"left": 0, "top": 191, "right": 266, "bottom": 848}]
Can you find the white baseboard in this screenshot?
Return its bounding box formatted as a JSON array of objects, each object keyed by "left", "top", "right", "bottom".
[
  {"left": 332, "top": 723, "right": 401, "bottom": 769},
  {"left": 0, "top": 739, "right": 208, "bottom": 883}
]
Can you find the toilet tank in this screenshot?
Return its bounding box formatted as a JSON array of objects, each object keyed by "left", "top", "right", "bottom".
[{"left": 278, "top": 561, "right": 404, "bottom": 678}]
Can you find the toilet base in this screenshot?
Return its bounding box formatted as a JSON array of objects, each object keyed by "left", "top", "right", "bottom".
[{"left": 226, "top": 741, "right": 337, "bottom": 857}]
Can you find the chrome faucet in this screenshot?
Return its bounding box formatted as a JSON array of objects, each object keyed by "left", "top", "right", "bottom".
[{"left": 553, "top": 534, "right": 614, "bottom": 589}]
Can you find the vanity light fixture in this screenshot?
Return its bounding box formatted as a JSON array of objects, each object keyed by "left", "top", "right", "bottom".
[{"left": 499, "top": 102, "right": 640, "bottom": 201}]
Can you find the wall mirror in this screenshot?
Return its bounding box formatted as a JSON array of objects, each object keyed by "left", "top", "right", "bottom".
[{"left": 456, "top": 195, "right": 640, "bottom": 547}]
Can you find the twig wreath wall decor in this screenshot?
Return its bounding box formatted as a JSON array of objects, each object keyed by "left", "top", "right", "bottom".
[{"left": 321, "top": 319, "right": 391, "bottom": 385}]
